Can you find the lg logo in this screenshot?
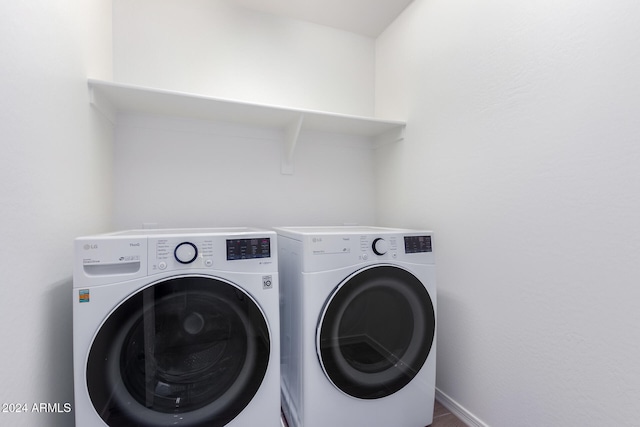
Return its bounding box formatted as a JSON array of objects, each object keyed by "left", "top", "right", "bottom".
[{"left": 83, "top": 244, "right": 98, "bottom": 250}]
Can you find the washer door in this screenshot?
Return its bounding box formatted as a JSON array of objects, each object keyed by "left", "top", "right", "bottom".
[
  {"left": 87, "top": 275, "right": 270, "bottom": 427},
  {"left": 317, "top": 265, "right": 435, "bottom": 399}
]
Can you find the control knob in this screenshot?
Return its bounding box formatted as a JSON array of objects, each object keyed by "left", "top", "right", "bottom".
[
  {"left": 372, "top": 238, "right": 389, "bottom": 256},
  {"left": 175, "top": 242, "right": 198, "bottom": 264}
]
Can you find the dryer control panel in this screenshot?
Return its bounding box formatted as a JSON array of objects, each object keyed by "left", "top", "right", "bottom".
[{"left": 278, "top": 228, "right": 434, "bottom": 273}]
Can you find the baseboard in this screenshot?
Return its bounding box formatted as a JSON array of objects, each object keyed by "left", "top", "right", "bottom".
[{"left": 435, "top": 388, "right": 489, "bottom": 427}]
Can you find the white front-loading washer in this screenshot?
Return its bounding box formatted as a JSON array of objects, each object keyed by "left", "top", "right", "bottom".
[
  {"left": 275, "top": 226, "right": 436, "bottom": 427},
  {"left": 73, "top": 228, "right": 280, "bottom": 427}
]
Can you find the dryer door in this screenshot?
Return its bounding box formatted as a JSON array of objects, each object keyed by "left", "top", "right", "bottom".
[
  {"left": 86, "top": 275, "right": 270, "bottom": 427},
  {"left": 317, "top": 265, "right": 435, "bottom": 399}
]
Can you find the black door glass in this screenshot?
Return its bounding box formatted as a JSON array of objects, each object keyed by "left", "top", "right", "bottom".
[
  {"left": 318, "top": 266, "right": 435, "bottom": 399},
  {"left": 86, "top": 276, "right": 270, "bottom": 427}
]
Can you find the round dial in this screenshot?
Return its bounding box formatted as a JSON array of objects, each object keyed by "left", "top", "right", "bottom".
[
  {"left": 174, "top": 242, "right": 198, "bottom": 264},
  {"left": 372, "top": 238, "right": 389, "bottom": 256}
]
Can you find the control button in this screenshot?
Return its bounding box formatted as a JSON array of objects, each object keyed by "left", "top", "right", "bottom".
[
  {"left": 362, "top": 253, "right": 369, "bottom": 261},
  {"left": 158, "top": 261, "right": 167, "bottom": 270},
  {"left": 372, "top": 238, "right": 389, "bottom": 256},
  {"left": 204, "top": 259, "right": 213, "bottom": 267},
  {"left": 175, "top": 242, "right": 198, "bottom": 264}
]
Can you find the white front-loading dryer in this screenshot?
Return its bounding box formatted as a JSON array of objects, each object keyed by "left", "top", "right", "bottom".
[
  {"left": 275, "top": 226, "right": 436, "bottom": 427},
  {"left": 73, "top": 228, "right": 280, "bottom": 427}
]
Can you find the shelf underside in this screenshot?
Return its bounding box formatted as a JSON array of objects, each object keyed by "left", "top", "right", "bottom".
[
  {"left": 88, "top": 79, "right": 406, "bottom": 174},
  {"left": 88, "top": 79, "right": 405, "bottom": 137}
]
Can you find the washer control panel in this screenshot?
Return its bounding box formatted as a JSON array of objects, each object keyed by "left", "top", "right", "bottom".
[
  {"left": 226, "top": 237, "right": 271, "bottom": 261},
  {"left": 150, "top": 236, "right": 215, "bottom": 271},
  {"left": 148, "top": 234, "right": 274, "bottom": 273},
  {"left": 76, "top": 229, "right": 277, "bottom": 285}
]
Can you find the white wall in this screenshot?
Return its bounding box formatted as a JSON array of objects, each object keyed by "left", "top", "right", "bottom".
[
  {"left": 0, "top": 1, "right": 113, "bottom": 426},
  {"left": 113, "top": 0, "right": 375, "bottom": 117},
  {"left": 9, "top": 0, "right": 638, "bottom": 425},
  {"left": 112, "top": 114, "right": 376, "bottom": 229},
  {"left": 111, "top": 0, "right": 378, "bottom": 229},
  {"left": 376, "top": 0, "right": 640, "bottom": 425}
]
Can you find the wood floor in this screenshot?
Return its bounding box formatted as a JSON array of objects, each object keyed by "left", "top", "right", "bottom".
[
  {"left": 280, "top": 399, "right": 468, "bottom": 427},
  {"left": 431, "top": 400, "right": 467, "bottom": 427}
]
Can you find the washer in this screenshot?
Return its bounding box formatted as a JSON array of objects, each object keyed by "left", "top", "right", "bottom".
[
  {"left": 73, "top": 228, "right": 280, "bottom": 427},
  {"left": 275, "top": 226, "right": 436, "bottom": 427}
]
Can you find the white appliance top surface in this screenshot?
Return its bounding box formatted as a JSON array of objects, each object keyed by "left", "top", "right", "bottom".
[
  {"left": 274, "top": 226, "right": 428, "bottom": 235},
  {"left": 84, "top": 227, "right": 273, "bottom": 238}
]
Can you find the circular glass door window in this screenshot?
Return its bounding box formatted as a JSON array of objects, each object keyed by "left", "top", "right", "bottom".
[
  {"left": 87, "top": 275, "right": 270, "bottom": 427},
  {"left": 317, "top": 265, "right": 435, "bottom": 399}
]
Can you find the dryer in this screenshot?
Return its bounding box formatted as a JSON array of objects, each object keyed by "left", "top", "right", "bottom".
[
  {"left": 73, "top": 228, "right": 280, "bottom": 427},
  {"left": 275, "top": 226, "right": 436, "bottom": 427}
]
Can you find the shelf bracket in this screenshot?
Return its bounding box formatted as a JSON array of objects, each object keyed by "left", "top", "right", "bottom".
[
  {"left": 374, "top": 124, "right": 406, "bottom": 148},
  {"left": 282, "top": 114, "right": 304, "bottom": 175},
  {"left": 88, "top": 84, "right": 117, "bottom": 125}
]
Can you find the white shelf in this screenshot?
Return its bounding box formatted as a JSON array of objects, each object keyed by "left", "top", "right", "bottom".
[{"left": 88, "top": 79, "right": 406, "bottom": 174}]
